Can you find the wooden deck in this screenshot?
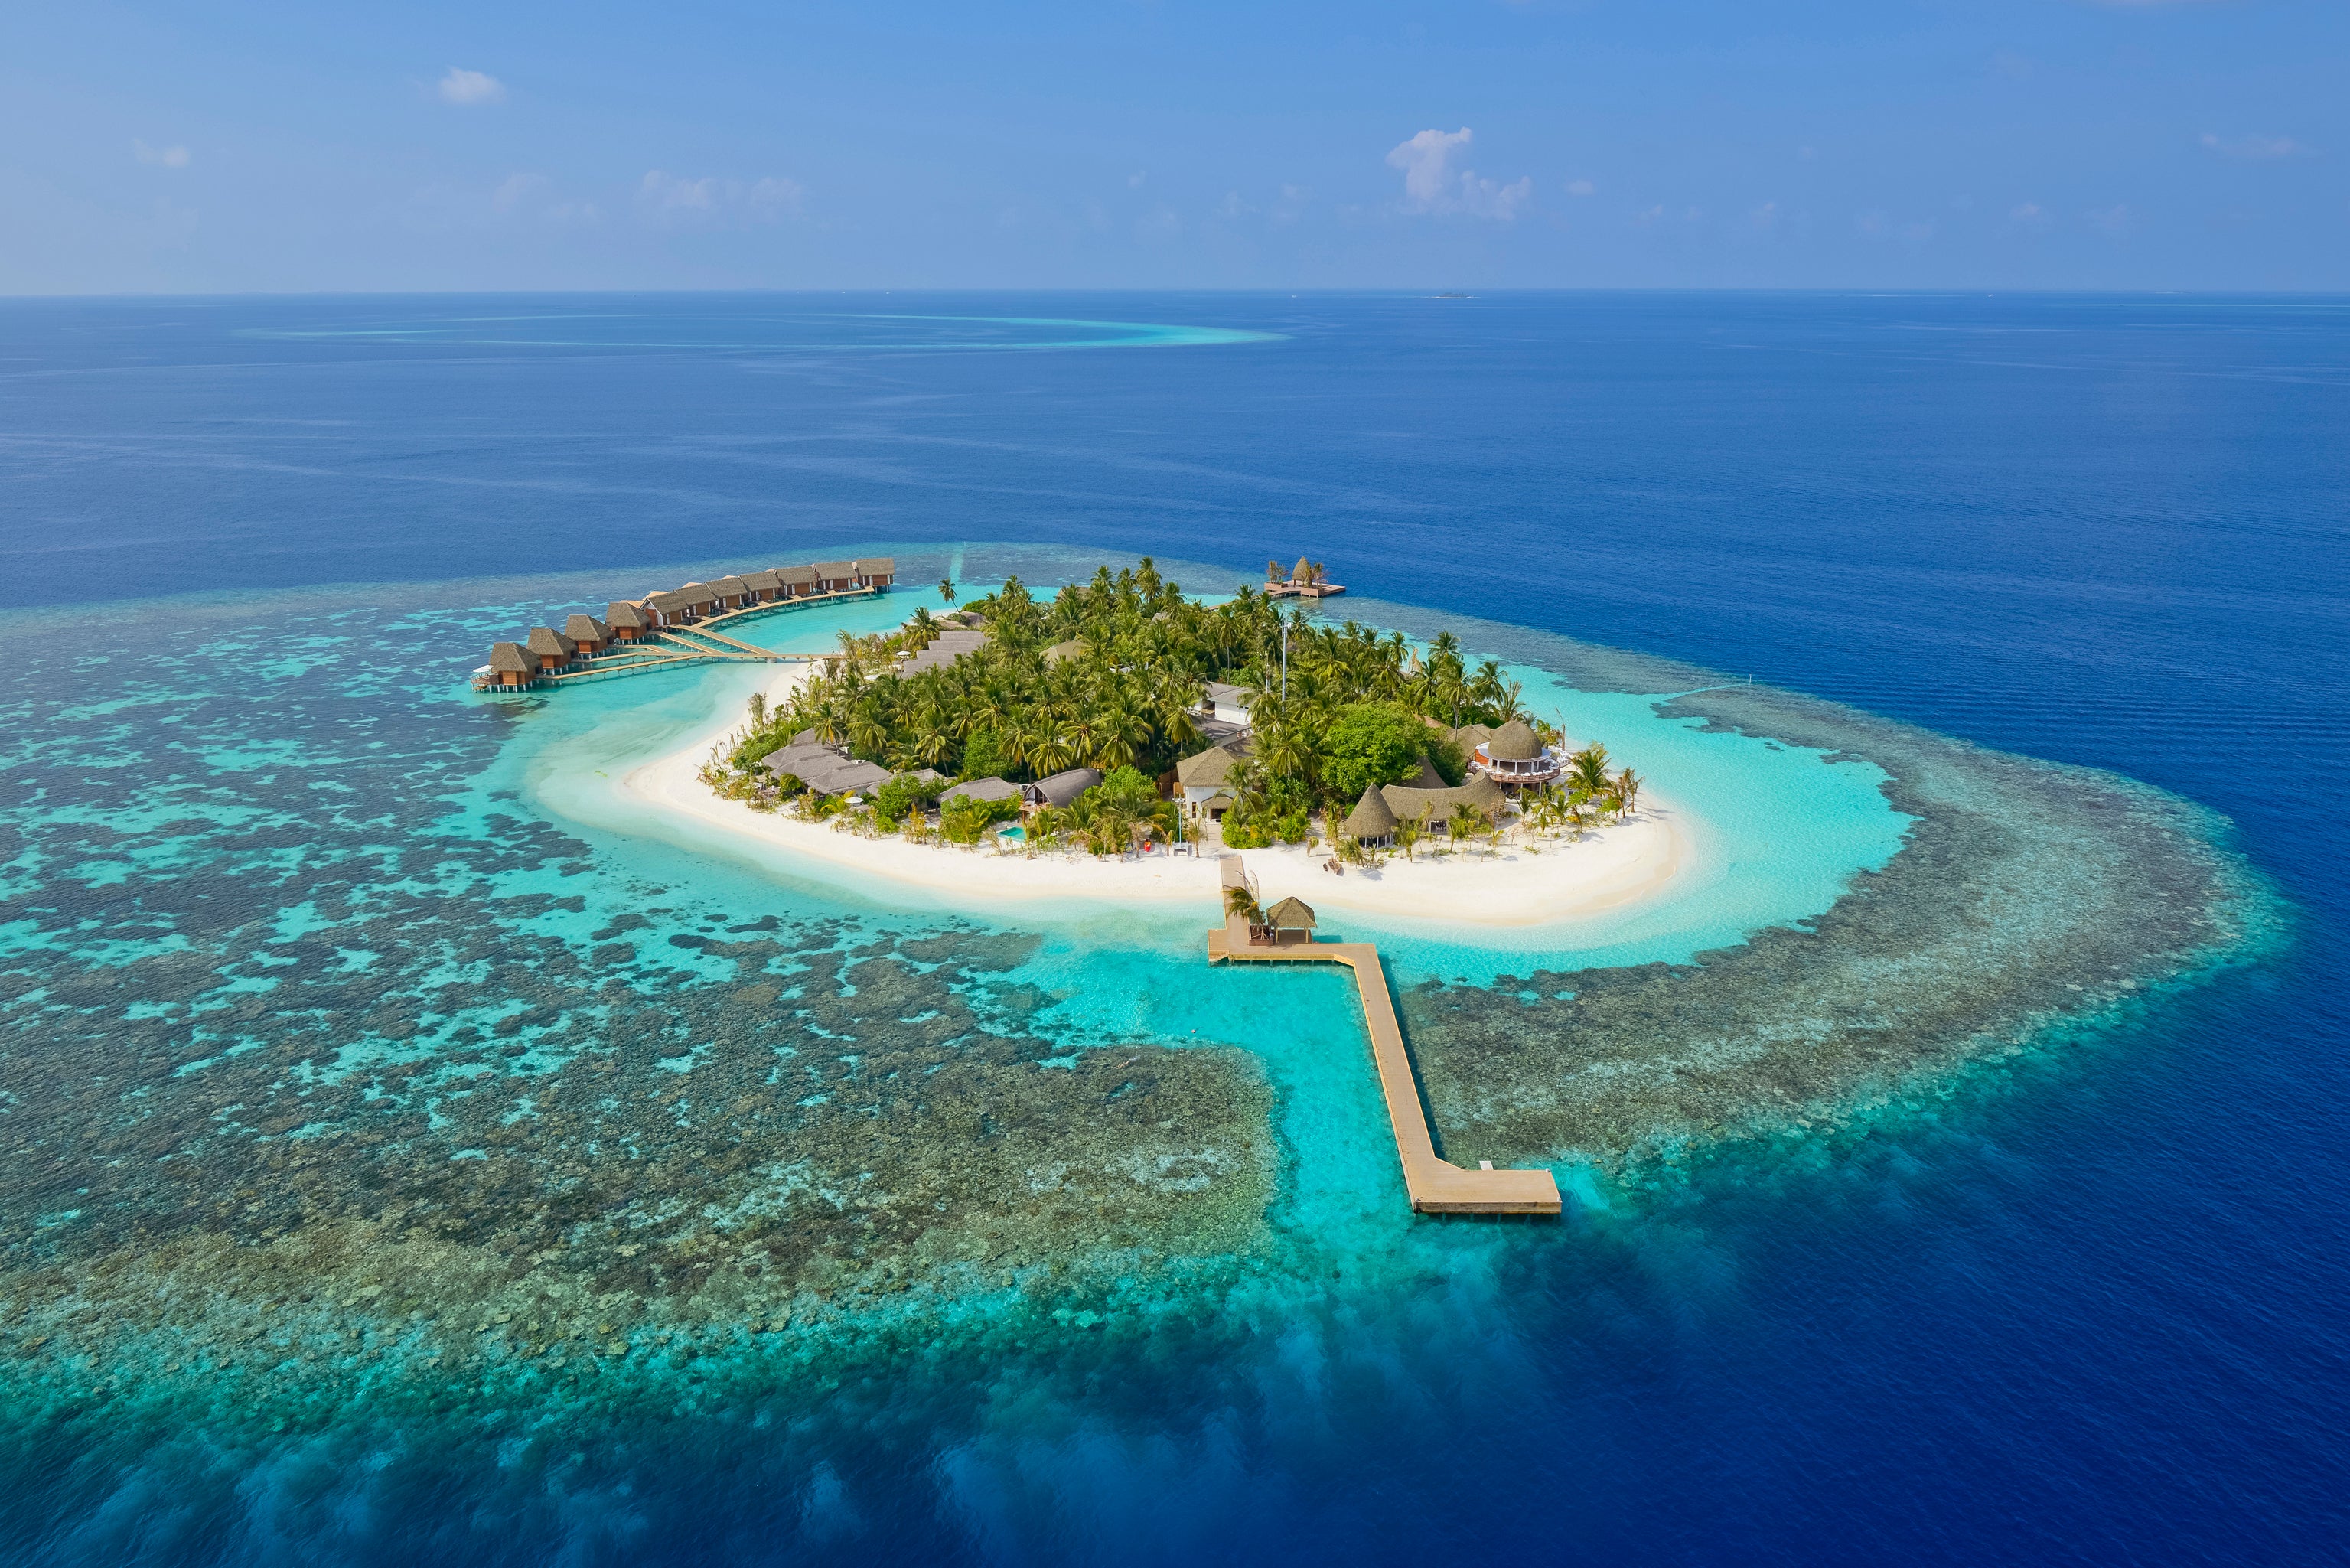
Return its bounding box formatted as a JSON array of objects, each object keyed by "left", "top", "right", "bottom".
[
  {"left": 480, "top": 586, "right": 882, "bottom": 693},
  {"left": 1208, "top": 924, "right": 1561, "bottom": 1216}
]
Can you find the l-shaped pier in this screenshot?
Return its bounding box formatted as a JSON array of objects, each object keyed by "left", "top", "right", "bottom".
[{"left": 1208, "top": 924, "right": 1561, "bottom": 1215}]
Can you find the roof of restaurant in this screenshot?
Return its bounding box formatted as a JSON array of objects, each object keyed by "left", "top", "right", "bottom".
[
  {"left": 1380, "top": 774, "right": 1504, "bottom": 824},
  {"left": 1487, "top": 718, "right": 1543, "bottom": 762}
]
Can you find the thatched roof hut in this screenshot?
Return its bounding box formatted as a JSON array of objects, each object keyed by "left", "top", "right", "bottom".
[
  {"left": 605, "top": 601, "right": 651, "bottom": 637},
  {"left": 1380, "top": 774, "right": 1504, "bottom": 831},
  {"left": 486, "top": 641, "right": 534, "bottom": 685},
  {"left": 1262, "top": 896, "right": 1316, "bottom": 930},
  {"left": 1343, "top": 784, "right": 1397, "bottom": 843},
  {"left": 564, "top": 614, "right": 610, "bottom": 648},
  {"left": 940, "top": 777, "right": 1022, "bottom": 804},
  {"left": 1042, "top": 638, "right": 1087, "bottom": 667}
]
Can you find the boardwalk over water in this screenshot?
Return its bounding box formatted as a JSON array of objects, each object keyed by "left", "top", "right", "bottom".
[{"left": 1208, "top": 924, "right": 1562, "bottom": 1216}]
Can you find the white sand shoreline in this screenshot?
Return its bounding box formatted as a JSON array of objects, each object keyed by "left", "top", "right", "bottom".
[{"left": 608, "top": 667, "right": 1696, "bottom": 928}]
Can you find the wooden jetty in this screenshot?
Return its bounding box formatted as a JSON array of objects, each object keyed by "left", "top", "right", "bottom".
[{"left": 1208, "top": 916, "right": 1561, "bottom": 1216}]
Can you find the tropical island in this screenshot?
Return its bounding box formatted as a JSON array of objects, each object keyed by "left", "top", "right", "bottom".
[{"left": 676, "top": 559, "right": 1662, "bottom": 915}]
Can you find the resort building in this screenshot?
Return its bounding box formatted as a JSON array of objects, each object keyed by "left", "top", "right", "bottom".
[
  {"left": 1201, "top": 682, "right": 1254, "bottom": 729},
  {"left": 1468, "top": 718, "right": 1563, "bottom": 791},
  {"left": 484, "top": 642, "right": 536, "bottom": 690},
  {"left": 524, "top": 626, "right": 578, "bottom": 673},
  {"left": 1043, "top": 638, "right": 1087, "bottom": 667},
  {"left": 761, "top": 739, "right": 893, "bottom": 799},
  {"left": 1342, "top": 784, "right": 1398, "bottom": 847},
  {"left": 903, "top": 627, "right": 988, "bottom": 676},
  {"left": 742, "top": 569, "right": 783, "bottom": 602},
  {"left": 940, "top": 777, "right": 1022, "bottom": 807},
  {"left": 854, "top": 557, "right": 897, "bottom": 588},
  {"left": 1346, "top": 774, "right": 1507, "bottom": 842},
  {"left": 1024, "top": 768, "right": 1103, "bottom": 810},
  {"left": 1176, "top": 742, "right": 1248, "bottom": 821},
  {"left": 777, "top": 565, "right": 820, "bottom": 599},
  {"left": 563, "top": 614, "right": 611, "bottom": 657},
  {"left": 813, "top": 561, "right": 859, "bottom": 594},
  {"left": 605, "top": 602, "right": 651, "bottom": 643},
  {"left": 1263, "top": 557, "right": 1347, "bottom": 600}
]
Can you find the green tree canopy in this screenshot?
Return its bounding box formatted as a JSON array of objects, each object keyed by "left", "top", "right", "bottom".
[{"left": 1318, "top": 703, "right": 1437, "bottom": 804}]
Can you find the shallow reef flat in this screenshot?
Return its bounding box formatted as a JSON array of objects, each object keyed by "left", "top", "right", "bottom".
[
  {"left": 1365, "top": 605, "right": 2278, "bottom": 1178},
  {"left": 0, "top": 566, "right": 2276, "bottom": 1438}
]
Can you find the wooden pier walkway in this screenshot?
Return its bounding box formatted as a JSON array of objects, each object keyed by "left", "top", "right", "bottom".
[{"left": 1208, "top": 924, "right": 1561, "bottom": 1216}]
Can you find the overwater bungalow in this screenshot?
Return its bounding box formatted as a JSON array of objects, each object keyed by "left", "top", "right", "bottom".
[
  {"left": 813, "top": 560, "right": 859, "bottom": 594},
  {"left": 644, "top": 588, "right": 698, "bottom": 627},
  {"left": 742, "top": 569, "right": 783, "bottom": 602},
  {"left": 564, "top": 614, "right": 611, "bottom": 657},
  {"left": 777, "top": 565, "right": 820, "bottom": 598},
  {"left": 484, "top": 641, "right": 536, "bottom": 690},
  {"left": 524, "top": 626, "right": 579, "bottom": 673},
  {"left": 855, "top": 557, "right": 896, "bottom": 589},
  {"left": 706, "top": 575, "right": 757, "bottom": 611},
  {"left": 605, "top": 601, "right": 652, "bottom": 642},
  {"left": 1024, "top": 768, "right": 1102, "bottom": 810},
  {"left": 1469, "top": 717, "right": 1563, "bottom": 791}
]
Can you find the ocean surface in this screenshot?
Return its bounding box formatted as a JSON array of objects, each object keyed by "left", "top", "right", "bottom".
[{"left": 1, "top": 293, "right": 2345, "bottom": 1563}]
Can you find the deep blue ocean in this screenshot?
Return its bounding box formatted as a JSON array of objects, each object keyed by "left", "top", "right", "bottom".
[{"left": 2, "top": 293, "right": 2345, "bottom": 1563}]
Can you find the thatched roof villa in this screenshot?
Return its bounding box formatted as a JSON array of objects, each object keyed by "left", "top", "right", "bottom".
[
  {"left": 605, "top": 601, "right": 652, "bottom": 641},
  {"left": 940, "top": 777, "right": 1022, "bottom": 806},
  {"left": 1177, "top": 742, "right": 1247, "bottom": 820},
  {"left": 524, "top": 626, "right": 578, "bottom": 672},
  {"left": 563, "top": 614, "right": 610, "bottom": 657},
  {"left": 1469, "top": 717, "right": 1562, "bottom": 790},
  {"left": 484, "top": 642, "right": 536, "bottom": 689}
]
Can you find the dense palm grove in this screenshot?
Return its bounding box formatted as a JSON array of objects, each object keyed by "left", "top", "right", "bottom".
[{"left": 712, "top": 559, "right": 1570, "bottom": 848}]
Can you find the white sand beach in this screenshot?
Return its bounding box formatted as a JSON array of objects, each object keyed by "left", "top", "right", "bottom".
[{"left": 614, "top": 667, "right": 1695, "bottom": 927}]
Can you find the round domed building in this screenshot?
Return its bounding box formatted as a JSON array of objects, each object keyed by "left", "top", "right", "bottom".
[{"left": 1471, "top": 718, "right": 1563, "bottom": 791}]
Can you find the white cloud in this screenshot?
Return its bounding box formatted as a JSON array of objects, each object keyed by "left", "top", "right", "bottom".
[
  {"left": 1566, "top": 178, "right": 1596, "bottom": 197},
  {"left": 2084, "top": 203, "right": 2133, "bottom": 235},
  {"left": 438, "top": 67, "right": 506, "bottom": 106},
  {"left": 2201, "top": 132, "right": 2306, "bottom": 161},
  {"left": 637, "top": 170, "right": 805, "bottom": 224},
  {"left": 1127, "top": 171, "right": 1147, "bottom": 189},
  {"left": 1752, "top": 200, "right": 1779, "bottom": 228},
  {"left": 1385, "top": 128, "right": 1531, "bottom": 220},
  {"left": 2010, "top": 201, "right": 2049, "bottom": 226},
  {"left": 132, "top": 139, "right": 191, "bottom": 169}
]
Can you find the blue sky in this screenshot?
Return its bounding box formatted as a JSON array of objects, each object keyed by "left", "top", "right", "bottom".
[{"left": 4, "top": 1, "right": 2344, "bottom": 293}]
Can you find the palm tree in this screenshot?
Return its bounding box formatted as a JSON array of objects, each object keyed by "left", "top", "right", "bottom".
[
  {"left": 938, "top": 577, "right": 957, "bottom": 605},
  {"left": 747, "top": 691, "right": 767, "bottom": 727},
  {"left": 1393, "top": 806, "right": 1429, "bottom": 864},
  {"left": 1615, "top": 767, "right": 1641, "bottom": 820},
  {"left": 1569, "top": 743, "right": 1613, "bottom": 798},
  {"left": 1224, "top": 885, "right": 1262, "bottom": 932}
]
